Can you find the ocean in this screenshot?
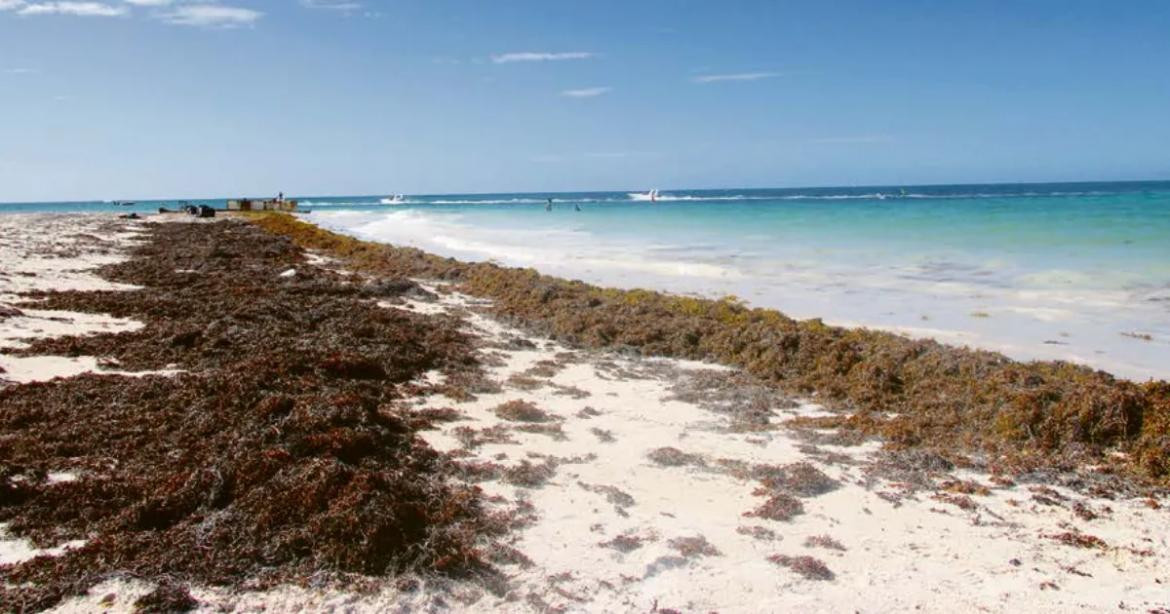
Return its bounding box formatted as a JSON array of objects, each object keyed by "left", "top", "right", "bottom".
[{"left": 4, "top": 181, "right": 1169, "bottom": 380}]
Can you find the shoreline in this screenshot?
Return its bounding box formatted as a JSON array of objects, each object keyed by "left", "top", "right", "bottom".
[
  {"left": 1, "top": 213, "right": 1168, "bottom": 612},
  {"left": 254, "top": 213, "right": 1170, "bottom": 488},
  {"left": 302, "top": 192, "right": 1170, "bottom": 383}
]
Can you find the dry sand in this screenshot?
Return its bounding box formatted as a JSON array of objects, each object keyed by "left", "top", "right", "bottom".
[
  {"left": 2, "top": 215, "right": 1167, "bottom": 613},
  {"left": 0, "top": 214, "right": 151, "bottom": 383}
]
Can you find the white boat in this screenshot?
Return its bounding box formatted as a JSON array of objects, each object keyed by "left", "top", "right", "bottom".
[
  {"left": 380, "top": 194, "right": 407, "bottom": 205},
  {"left": 629, "top": 189, "right": 660, "bottom": 202}
]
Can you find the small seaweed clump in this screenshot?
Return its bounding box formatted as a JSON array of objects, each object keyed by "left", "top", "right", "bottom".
[
  {"left": 757, "top": 462, "right": 839, "bottom": 497},
  {"left": 668, "top": 535, "right": 722, "bottom": 558},
  {"left": 736, "top": 525, "right": 778, "bottom": 541},
  {"left": 803, "top": 535, "right": 847, "bottom": 551},
  {"left": 1048, "top": 531, "right": 1108, "bottom": 549},
  {"left": 493, "top": 399, "right": 557, "bottom": 423},
  {"left": 646, "top": 447, "right": 706, "bottom": 468},
  {"left": 0, "top": 221, "right": 495, "bottom": 611},
  {"left": 502, "top": 459, "right": 558, "bottom": 487},
  {"left": 768, "top": 554, "right": 835, "bottom": 581},
  {"left": 745, "top": 493, "right": 805, "bottom": 522},
  {"left": 599, "top": 533, "right": 647, "bottom": 553}
]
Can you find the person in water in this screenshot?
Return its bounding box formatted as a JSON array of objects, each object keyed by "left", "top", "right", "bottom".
[
  {"left": 574, "top": 203, "right": 581, "bottom": 211},
  {"left": 545, "top": 198, "right": 553, "bottom": 211}
]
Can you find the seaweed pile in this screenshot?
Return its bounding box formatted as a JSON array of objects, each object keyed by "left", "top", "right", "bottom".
[
  {"left": 0, "top": 221, "right": 496, "bottom": 611},
  {"left": 249, "top": 213, "right": 1170, "bottom": 487}
]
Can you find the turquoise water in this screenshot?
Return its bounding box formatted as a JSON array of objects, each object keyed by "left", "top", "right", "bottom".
[
  {"left": 292, "top": 182, "right": 1170, "bottom": 293},
  {"left": 4, "top": 181, "right": 1170, "bottom": 379}
]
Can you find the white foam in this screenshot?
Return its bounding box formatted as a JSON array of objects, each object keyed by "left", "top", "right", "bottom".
[{"left": 309, "top": 210, "right": 746, "bottom": 281}]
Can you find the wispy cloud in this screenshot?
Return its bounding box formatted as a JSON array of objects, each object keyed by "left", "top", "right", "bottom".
[
  {"left": 4, "top": 67, "right": 39, "bottom": 74},
  {"left": 808, "top": 135, "right": 893, "bottom": 145},
  {"left": 301, "top": 0, "right": 361, "bottom": 10},
  {"left": 692, "top": 72, "right": 779, "bottom": 84},
  {"left": 11, "top": 1, "right": 128, "bottom": 16},
  {"left": 159, "top": 4, "right": 261, "bottom": 28},
  {"left": 561, "top": 86, "right": 611, "bottom": 98},
  {"left": 492, "top": 51, "right": 595, "bottom": 64},
  {"left": 1, "top": 0, "right": 263, "bottom": 26}
]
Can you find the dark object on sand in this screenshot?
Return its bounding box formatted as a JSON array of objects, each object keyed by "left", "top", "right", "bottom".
[
  {"left": 172, "top": 203, "right": 215, "bottom": 218},
  {"left": 118, "top": 212, "right": 140, "bottom": 220}
]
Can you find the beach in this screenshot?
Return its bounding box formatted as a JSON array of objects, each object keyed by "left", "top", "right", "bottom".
[{"left": 1, "top": 212, "right": 1167, "bottom": 613}]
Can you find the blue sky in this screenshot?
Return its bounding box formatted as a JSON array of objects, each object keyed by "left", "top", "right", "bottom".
[{"left": 2, "top": 0, "right": 1169, "bottom": 201}]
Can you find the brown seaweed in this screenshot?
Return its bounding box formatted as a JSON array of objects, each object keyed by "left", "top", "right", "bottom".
[{"left": 0, "top": 221, "right": 499, "bottom": 611}]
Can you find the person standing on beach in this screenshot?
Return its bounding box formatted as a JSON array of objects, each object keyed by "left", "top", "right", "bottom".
[{"left": 546, "top": 198, "right": 553, "bottom": 211}]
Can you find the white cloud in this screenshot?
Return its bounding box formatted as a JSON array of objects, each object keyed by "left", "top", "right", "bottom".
[
  {"left": 301, "top": 0, "right": 360, "bottom": 9},
  {"left": 2, "top": 0, "right": 268, "bottom": 29},
  {"left": 561, "top": 86, "right": 611, "bottom": 98},
  {"left": 159, "top": 4, "right": 261, "bottom": 28},
  {"left": 4, "top": 67, "right": 39, "bottom": 74},
  {"left": 17, "top": 2, "right": 128, "bottom": 16},
  {"left": 692, "top": 72, "right": 779, "bottom": 83},
  {"left": 491, "top": 51, "right": 595, "bottom": 64}
]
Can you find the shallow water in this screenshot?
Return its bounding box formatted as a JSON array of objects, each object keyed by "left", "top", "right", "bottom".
[{"left": 5, "top": 181, "right": 1169, "bottom": 379}]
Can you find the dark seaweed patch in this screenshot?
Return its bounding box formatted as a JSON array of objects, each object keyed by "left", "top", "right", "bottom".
[
  {"left": 768, "top": 554, "right": 834, "bottom": 581},
  {"left": 646, "top": 447, "right": 705, "bottom": 468},
  {"left": 0, "top": 221, "right": 498, "bottom": 611},
  {"left": 745, "top": 493, "right": 804, "bottom": 522}
]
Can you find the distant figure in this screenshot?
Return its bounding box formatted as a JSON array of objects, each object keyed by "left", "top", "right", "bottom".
[
  {"left": 574, "top": 203, "right": 581, "bottom": 212},
  {"left": 545, "top": 198, "right": 553, "bottom": 212},
  {"left": 277, "top": 191, "right": 284, "bottom": 203}
]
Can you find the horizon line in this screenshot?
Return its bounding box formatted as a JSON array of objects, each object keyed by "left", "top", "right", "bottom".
[{"left": 2, "top": 177, "right": 1169, "bottom": 206}]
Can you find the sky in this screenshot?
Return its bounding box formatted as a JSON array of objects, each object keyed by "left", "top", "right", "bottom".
[{"left": 1, "top": 0, "right": 1169, "bottom": 201}]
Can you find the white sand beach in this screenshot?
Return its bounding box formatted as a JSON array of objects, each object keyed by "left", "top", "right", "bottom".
[{"left": 4, "top": 214, "right": 1166, "bottom": 613}]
